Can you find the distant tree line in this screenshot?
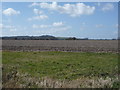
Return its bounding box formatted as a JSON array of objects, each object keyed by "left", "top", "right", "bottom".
[
  {"left": 0, "top": 35, "right": 119, "bottom": 40},
  {"left": 1, "top": 35, "right": 58, "bottom": 40}
]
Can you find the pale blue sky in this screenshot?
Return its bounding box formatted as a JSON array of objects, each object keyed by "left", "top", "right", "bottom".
[{"left": 1, "top": 2, "right": 118, "bottom": 39}]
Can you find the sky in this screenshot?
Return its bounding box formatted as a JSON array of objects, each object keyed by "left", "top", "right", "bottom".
[{"left": 1, "top": 2, "right": 118, "bottom": 39}]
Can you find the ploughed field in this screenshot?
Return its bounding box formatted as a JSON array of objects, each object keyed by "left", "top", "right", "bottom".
[{"left": 2, "top": 40, "right": 118, "bottom": 52}]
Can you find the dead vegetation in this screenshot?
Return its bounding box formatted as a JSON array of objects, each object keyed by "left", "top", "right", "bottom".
[{"left": 2, "top": 67, "right": 119, "bottom": 88}]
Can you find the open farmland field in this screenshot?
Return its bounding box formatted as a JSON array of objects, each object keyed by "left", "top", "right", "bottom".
[
  {"left": 2, "top": 40, "right": 119, "bottom": 88},
  {"left": 2, "top": 40, "right": 118, "bottom": 53}
]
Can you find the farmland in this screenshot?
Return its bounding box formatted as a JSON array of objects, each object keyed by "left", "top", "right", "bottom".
[
  {"left": 2, "top": 40, "right": 119, "bottom": 88},
  {"left": 2, "top": 40, "right": 118, "bottom": 52}
]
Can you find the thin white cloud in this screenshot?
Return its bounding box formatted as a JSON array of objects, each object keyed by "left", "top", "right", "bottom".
[
  {"left": 82, "top": 22, "right": 86, "bottom": 25},
  {"left": 115, "top": 24, "right": 120, "bottom": 29},
  {"left": 32, "top": 22, "right": 64, "bottom": 29},
  {"left": 10, "top": 28, "right": 17, "bottom": 32},
  {"left": 113, "top": 31, "right": 117, "bottom": 34},
  {"left": 115, "top": 24, "right": 118, "bottom": 27},
  {"left": 28, "top": 15, "right": 48, "bottom": 21},
  {"left": 96, "top": 2, "right": 101, "bottom": 7},
  {"left": 0, "top": 24, "right": 17, "bottom": 32},
  {"left": 28, "top": 8, "right": 48, "bottom": 21},
  {"left": 33, "top": 8, "right": 43, "bottom": 15},
  {"left": 102, "top": 3, "right": 114, "bottom": 11},
  {"left": 36, "top": 26, "right": 71, "bottom": 34},
  {"left": 0, "top": 8, "right": 2, "bottom": 15},
  {"left": 32, "top": 24, "right": 50, "bottom": 29},
  {"left": 50, "top": 26, "right": 71, "bottom": 32},
  {"left": 0, "top": 24, "right": 3, "bottom": 29},
  {"left": 96, "top": 24, "right": 104, "bottom": 28},
  {"left": 0, "top": 24, "right": 14, "bottom": 29},
  {"left": 32, "top": 21, "right": 71, "bottom": 33},
  {"left": 30, "top": 2, "right": 95, "bottom": 17},
  {"left": 53, "top": 22, "right": 64, "bottom": 27},
  {"left": 3, "top": 8, "right": 20, "bottom": 16},
  {"left": 29, "top": 2, "right": 39, "bottom": 7},
  {"left": 79, "top": 22, "right": 86, "bottom": 30}
]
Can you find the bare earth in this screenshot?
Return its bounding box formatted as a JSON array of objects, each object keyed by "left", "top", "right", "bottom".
[{"left": 2, "top": 40, "right": 118, "bottom": 53}]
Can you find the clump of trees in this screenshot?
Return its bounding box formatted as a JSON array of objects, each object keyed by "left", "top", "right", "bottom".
[{"left": 65, "top": 37, "right": 77, "bottom": 40}]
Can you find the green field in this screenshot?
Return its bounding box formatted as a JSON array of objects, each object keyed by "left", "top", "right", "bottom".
[{"left": 2, "top": 51, "right": 119, "bottom": 88}]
